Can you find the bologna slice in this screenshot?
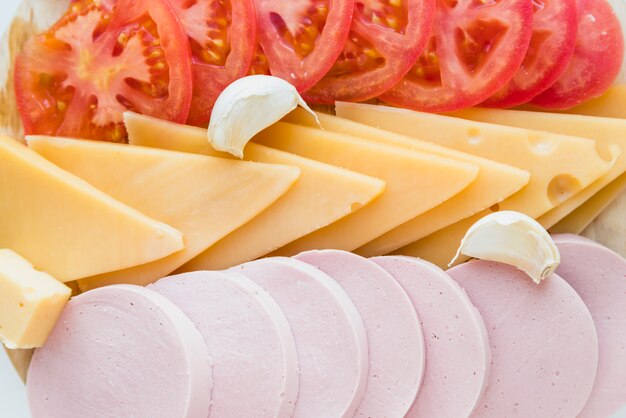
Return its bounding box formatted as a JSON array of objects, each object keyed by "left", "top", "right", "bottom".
[
  {"left": 372, "top": 256, "right": 490, "bottom": 418},
  {"left": 232, "top": 257, "right": 368, "bottom": 418},
  {"left": 447, "top": 260, "right": 598, "bottom": 418},
  {"left": 553, "top": 234, "right": 626, "bottom": 418},
  {"left": 150, "top": 271, "right": 299, "bottom": 418},
  {"left": 294, "top": 250, "right": 425, "bottom": 417},
  {"left": 27, "top": 285, "right": 212, "bottom": 418}
]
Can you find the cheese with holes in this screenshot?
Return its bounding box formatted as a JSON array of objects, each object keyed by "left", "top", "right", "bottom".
[
  {"left": 0, "top": 249, "right": 71, "bottom": 349},
  {"left": 255, "top": 123, "right": 479, "bottom": 254},
  {"left": 0, "top": 135, "right": 183, "bottom": 282},
  {"left": 334, "top": 102, "right": 613, "bottom": 267},
  {"left": 124, "top": 113, "right": 385, "bottom": 270},
  {"left": 449, "top": 108, "right": 625, "bottom": 228},
  {"left": 285, "top": 109, "right": 530, "bottom": 256},
  {"left": 27, "top": 136, "right": 299, "bottom": 289}
]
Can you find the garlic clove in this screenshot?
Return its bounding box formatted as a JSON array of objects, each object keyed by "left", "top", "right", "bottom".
[
  {"left": 208, "top": 75, "right": 320, "bottom": 158},
  {"left": 450, "top": 211, "right": 560, "bottom": 284}
]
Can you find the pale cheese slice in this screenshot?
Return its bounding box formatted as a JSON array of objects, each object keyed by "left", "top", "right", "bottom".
[
  {"left": 285, "top": 109, "right": 530, "bottom": 256},
  {"left": 335, "top": 102, "right": 614, "bottom": 267},
  {"left": 449, "top": 108, "right": 624, "bottom": 228},
  {"left": 124, "top": 113, "right": 386, "bottom": 270},
  {"left": 0, "top": 249, "right": 71, "bottom": 349},
  {"left": 255, "top": 122, "right": 479, "bottom": 254},
  {"left": 0, "top": 135, "right": 184, "bottom": 282},
  {"left": 27, "top": 136, "right": 300, "bottom": 289}
]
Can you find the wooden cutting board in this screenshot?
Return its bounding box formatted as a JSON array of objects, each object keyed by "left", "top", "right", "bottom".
[{"left": 2, "top": 0, "right": 626, "bottom": 382}]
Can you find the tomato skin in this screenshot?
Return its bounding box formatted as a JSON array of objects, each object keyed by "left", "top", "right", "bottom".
[
  {"left": 14, "top": 0, "right": 193, "bottom": 141},
  {"left": 380, "top": 0, "right": 534, "bottom": 113},
  {"left": 253, "top": 0, "right": 356, "bottom": 92},
  {"left": 531, "top": 0, "right": 624, "bottom": 109},
  {"left": 483, "top": 0, "right": 578, "bottom": 108},
  {"left": 169, "top": 0, "right": 257, "bottom": 127},
  {"left": 304, "top": 0, "right": 436, "bottom": 104}
]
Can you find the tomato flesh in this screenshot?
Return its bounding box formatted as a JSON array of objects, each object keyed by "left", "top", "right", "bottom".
[
  {"left": 252, "top": 0, "right": 355, "bottom": 92},
  {"left": 304, "top": 0, "right": 436, "bottom": 103},
  {"left": 169, "top": 0, "right": 256, "bottom": 126},
  {"left": 483, "top": 0, "right": 578, "bottom": 108},
  {"left": 380, "top": 0, "right": 534, "bottom": 113},
  {"left": 531, "top": 0, "right": 624, "bottom": 109},
  {"left": 15, "top": 0, "right": 192, "bottom": 141}
]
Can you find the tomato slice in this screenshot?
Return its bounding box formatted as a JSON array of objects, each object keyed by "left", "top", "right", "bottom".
[
  {"left": 169, "top": 0, "right": 256, "bottom": 126},
  {"left": 483, "top": 0, "right": 578, "bottom": 108},
  {"left": 531, "top": 0, "right": 624, "bottom": 109},
  {"left": 380, "top": 0, "right": 534, "bottom": 113},
  {"left": 303, "top": 0, "right": 436, "bottom": 103},
  {"left": 252, "top": 0, "right": 356, "bottom": 92},
  {"left": 15, "top": 0, "right": 192, "bottom": 141}
]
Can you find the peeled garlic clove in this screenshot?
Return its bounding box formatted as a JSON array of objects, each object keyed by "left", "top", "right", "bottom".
[
  {"left": 450, "top": 211, "right": 560, "bottom": 284},
  {"left": 208, "top": 75, "right": 320, "bottom": 158}
]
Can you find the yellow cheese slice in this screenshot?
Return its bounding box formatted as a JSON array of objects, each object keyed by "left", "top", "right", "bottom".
[
  {"left": 0, "top": 135, "right": 184, "bottom": 282},
  {"left": 254, "top": 122, "right": 479, "bottom": 254},
  {"left": 528, "top": 85, "right": 626, "bottom": 119},
  {"left": 335, "top": 102, "right": 614, "bottom": 267},
  {"left": 27, "top": 136, "right": 300, "bottom": 289},
  {"left": 0, "top": 249, "right": 71, "bottom": 349},
  {"left": 448, "top": 108, "right": 624, "bottom": 228},
  {"left": 550, "top": 172, "right": 626, "bottom": 234},
  {"left": 124, "top": 113, "right": 386, "bottom": 270},
  {"left": 285, "top": 109, "right": 530, "bottom": 256}
]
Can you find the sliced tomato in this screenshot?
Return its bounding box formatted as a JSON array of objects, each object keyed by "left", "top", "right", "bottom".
[
  {"left": 380, "top": 0, "right": 533, "bottom": 113},
  {"left": 483, "top": 0, "right": 578, "bottom": 108},
  {"left": 531, "top": 0, "right": 624, "bottom": 109},
  {"left": 252, "top": 0, "right": 356, "bottom": 92},
  {"left": 15, "top": 0, "right": 192, "bottom": 141},
  {"left": 304, "top": 0, "right": 436, "bottom": 103},
  {"left": 169, "top": 0, "right": 256, "bottom": 126}
]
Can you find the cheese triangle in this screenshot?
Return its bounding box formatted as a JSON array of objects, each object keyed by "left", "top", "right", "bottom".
[
  {"left": 0, "top": 135, "right": 183, "bottom": 282},
  {"left": 255, "top": 123, "right": 479, "bottom": 254},
  {"left": 27, "top": 136, "right": 299, "bottom": 289},
  {"left": 285, "top": 109, "right": 530, "bottom": 256},
  {"left": 123, "top": 113, "right": 385, "bottom": 270}
]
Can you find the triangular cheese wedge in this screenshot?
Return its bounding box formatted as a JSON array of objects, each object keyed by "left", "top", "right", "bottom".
[
  {"left": 285, "top": 109, "right": 530, "bottom": 256},
  {"left": 124, "top": 113, "right": 385, "bottom": 270},
  {"left": 449, "top": 108, "right": 625, "bottom": 228},
  {"left": 335, "top": 102, "right": 614, "bottom": 267},
  {"left": 0, "top": 135, "right": 183, "bottom": 282},
  {"left": 27, "top": 136, "right": 300, "bottom": 289},
  {"left": 255, "top": 123, "right": 479, "bottom": 254}
]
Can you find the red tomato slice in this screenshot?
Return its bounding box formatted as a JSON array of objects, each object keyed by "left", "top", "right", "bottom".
[
  {"left": 531, "top": 0, "right": 624, "bottom": 109},
  {"left": 304, "top": 0, "right": 436, "bottom": 103},
  {"left": 169, "top": 0, "right": 256, "bottom": 126},
  {"left": 483, "top": 0, "right": 578, "bottom": 108},
  {"left": 15, "top": 0, "right": 192, "bottom": 141},
  {"left": 380, "top": 0, "right": 534, "bottom": 113},
  {"left": 252, "top": 0, "right": 356, "bottom": 92}
]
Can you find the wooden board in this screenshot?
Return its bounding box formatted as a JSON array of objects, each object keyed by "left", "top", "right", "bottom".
[{"left": 2, "top": 0, "right": 625, "bottom": 382}]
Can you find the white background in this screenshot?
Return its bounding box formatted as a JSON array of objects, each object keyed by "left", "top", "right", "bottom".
[{"left": 1, "top": 1, "right": 626, "bottom": 417}]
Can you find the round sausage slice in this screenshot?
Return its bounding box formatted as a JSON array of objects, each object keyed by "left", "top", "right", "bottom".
[
  {"left": 27, "top": 285, "right": 213, "bottom": 418},
  {"left": 150, "top": 271, "right": 299, "bottom": 418},
  {"left": 447, "top": 260, "right": 598, "bottom": 418},
  {"left": 372, "top": 256, "right": 490, "bottom": 418},
  {"left": 553, "top": 234, "right": 626, "bottom": 418},
  {"left": 294, "top": 250, "right": 425, "bottom": 417},
  {"left": 231, "top": 257, "right": 368, "bottom": 418}
]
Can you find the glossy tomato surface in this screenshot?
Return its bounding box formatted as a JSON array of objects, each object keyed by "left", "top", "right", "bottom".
[
  {"left": 381, "top": 0, "right": 534, "bottom": 113},
  {"left": 15, "top": 0, "right": 192, "bottom": 141},
  {"left": 304, "top": 0, "right": 436, "bottom": 103},
  {"left": 532, "top": 0, "right": 624, "bottom": 109},
  {"left": 252, "top": 0, "right": 355, "bottom": 92},
  {"left": 483, "top": 0, "right": 578, "bottom": 108},
  {"left": 169, "top": 0, "right": 256, "bottom": 126}
]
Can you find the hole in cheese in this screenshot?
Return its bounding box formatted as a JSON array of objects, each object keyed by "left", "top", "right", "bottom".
[
  {"left": 466, "top": 128, "right": 482, "bottom": 145},
  {"left": 594, "top": 141, "right": 619, "bottom": 163},
  {"left": 489, "top": 203, "right": 500, "bottom": 212},
  {"left": 527, "top": 133, "right": 556, "bottom": 154},
  {"left": 547, "top": 174, "right": 582, "bottom": 206}
]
